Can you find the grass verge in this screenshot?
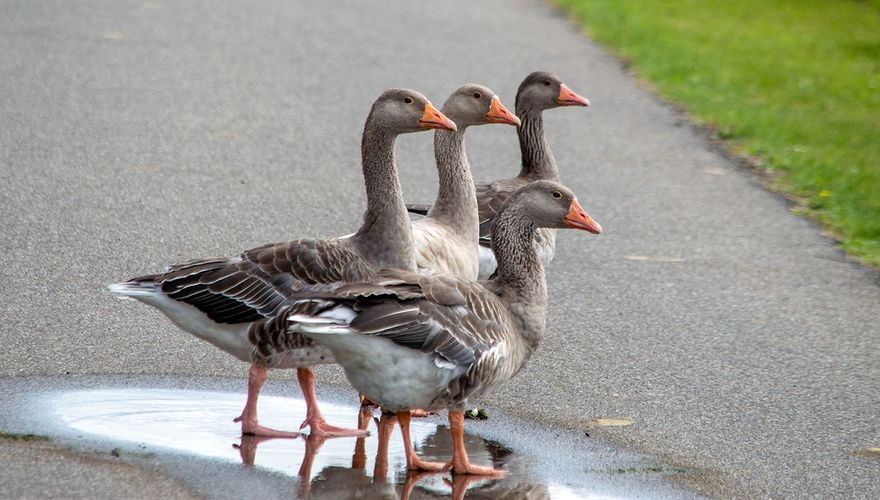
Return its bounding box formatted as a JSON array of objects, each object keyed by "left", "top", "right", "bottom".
[
  {"left": 0, "top": 431, "right": 51, "bottom": 441},
  {"left": 557, "top": 0, "right": 880, "bottom": 267}
]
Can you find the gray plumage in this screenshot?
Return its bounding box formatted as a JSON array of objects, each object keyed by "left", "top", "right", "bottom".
[
  {"left": 412, "top": 84, "right": 518, "bottom": 279},
  {"left": 109, "top": 88, "right": 440, "bottom": 368},
  {"left": 407, "top": 72, "right": 589, "bottom": 279},
  {"left": 286, "top": 180, "right": 600, "bottom": 413}
]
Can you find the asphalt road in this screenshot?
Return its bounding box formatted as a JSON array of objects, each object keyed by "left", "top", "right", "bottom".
[{"left": 2, "top": 0, "right": 878, "bottom": 497}]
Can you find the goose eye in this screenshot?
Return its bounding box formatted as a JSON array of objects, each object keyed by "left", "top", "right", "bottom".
[
  {"left": 552, "top": 191, "right": 563, "bottom": 199},
  {"left": 473, "top": 92, "right": 482, "bottom": 99},
  {"left": 403, "top": 96, "right": 414, "bottom": 104},
  {"left": 544, "top": 80, "right": 552, "bottom": 86}
]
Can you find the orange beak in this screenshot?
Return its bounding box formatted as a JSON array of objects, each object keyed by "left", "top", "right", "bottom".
[
  {"left": 557, "top": 83, "right": 590, "bottom": 107},
  {"left": 564, "top": 198, "right": 602, "bottom": 234},
  {"left": 419, "top": 103, "right": 457, "bottom": 131},
  {"left": 485, "top": 96, "right": 521, "bottom": 126}
]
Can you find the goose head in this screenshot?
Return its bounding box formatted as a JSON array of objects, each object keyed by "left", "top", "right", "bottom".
[
  {"left": 441, "top": 84, "right": 520, "bottom": 128},
  {"left": 370, "top": 89, "right": 457, "bottom": 134},
  {"left": 516, "top": 71, "right": 590, "bottom": 112},
  {"left": 515, "top": 180, "right": 602, "bottom": 234}
]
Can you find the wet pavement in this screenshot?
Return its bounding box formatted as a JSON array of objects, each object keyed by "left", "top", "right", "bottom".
[
  {"left": 0, "top": 376, "right": 698, "bottom": 498},
  {"left": 6, "top": 0, "right": 879, "bottom": 496}
]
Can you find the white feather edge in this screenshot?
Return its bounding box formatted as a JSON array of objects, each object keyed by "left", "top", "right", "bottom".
[
  {"left": 107, "top": 282, "right": 155, "bottom": 299},
  {"left": 288, "top": 304, "right": 357, "bottom": 335}
]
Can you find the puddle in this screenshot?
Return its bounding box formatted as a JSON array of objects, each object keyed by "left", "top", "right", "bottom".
[{"left": 0, "top": 376, "right": 698, "bottom": 499}]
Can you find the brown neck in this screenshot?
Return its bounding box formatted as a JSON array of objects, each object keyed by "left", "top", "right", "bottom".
[
  {"left": 353, "top": 124, "right": 416, "bottom": 271},
  {"left": 515, "top": 103, "right": 558, "bottom": 181},
  {"left": 427, "top": 127, "right": 479, "bottom": 243},
  {"left": 489, "top": 206, "right": 548, "bottom": 349}
]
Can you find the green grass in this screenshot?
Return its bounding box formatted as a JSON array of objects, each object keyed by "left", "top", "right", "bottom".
[
  {"left": 557, "top": 0, "right": 880, "bottom": 267},
  {"left": 0, "top": 431, "right": 51, "bottom": 441}
]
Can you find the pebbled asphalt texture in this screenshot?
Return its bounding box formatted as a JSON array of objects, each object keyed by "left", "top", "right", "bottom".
[{"left": 1, "top": 0, "right": 878, "bottom": 497}]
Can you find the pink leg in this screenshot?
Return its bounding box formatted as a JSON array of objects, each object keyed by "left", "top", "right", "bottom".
[
  {"left": 444, "top": 474, "right": 494, "bottom": 500},
  {"left": 351, "top": 404, "right": 374, "bottom": 469},
  {"left": 233, "top": 364, "right": 299, "bottom": 438},
  {"left": 297, "top": 367, "right": 367, "bottom": 437},
  {"left": 400, "top": 470, "right": 435, "bottom": 500},
  {"left": 397, "top": 411, "right": 445, "bottom": 472},
  {"left": 444, "top": 411, "right": 506, "bottom": 476},
  {"left": 373, "top": 412, "right": 396, "bottom": 480},
  {"left": 232, "top": 434, "right": 286, "bottom": 466},
  {"left": 297, "top": 434, "right": 327, "bottom": 479}
]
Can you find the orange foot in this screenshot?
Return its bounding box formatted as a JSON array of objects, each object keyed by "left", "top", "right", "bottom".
[
  {"left": 444, "top": 460, "right": 507, "bottom": 476},
  {"left": 445, "top": 410, "right": 506, "bottom": 476},
  {"left": 408, "top": 455, "right": 446, "bottom": 472},
  {"left": 397, "top": 411, "right": 445, "bottom": 471},
  {"left": 234, "top": 415, "right": 300, "bottom": 438},
  {"left": 301, "top": 417, "right": 369, "bottom": 438}
]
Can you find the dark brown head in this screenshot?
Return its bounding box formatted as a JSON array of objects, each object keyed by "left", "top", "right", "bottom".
[
  {"left": 440, "top": 84, "right": 520, "bottom": 129},
  {"left": 516, "top": 71, "right": 590, "bottom": 112},
  {"left": 507, "top": 180, "right": 602, "bottom": 233},
  {"left": 369, "top": 89, "right": 457, "bottom": 134}
]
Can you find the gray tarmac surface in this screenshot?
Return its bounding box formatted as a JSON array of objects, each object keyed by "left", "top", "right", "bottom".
[
  {"left": 1, "top": 0, "right": 878, "bottom": 497},
  {"left": 0, "top": 375, "right": 698, "bottom": 499}
]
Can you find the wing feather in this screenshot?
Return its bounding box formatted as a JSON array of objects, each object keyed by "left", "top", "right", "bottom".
[
  {"left": 291, "top": 270, "right": 512, "bottom": 382},
  {"left": 142, "top": 238, "right": 367, "bottom": 325},
  {"left": 476, "top": 180, "right": 518, "bottom": 247}
]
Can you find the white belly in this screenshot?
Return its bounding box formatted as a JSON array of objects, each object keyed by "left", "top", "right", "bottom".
[
  {"left": 124, "top": 292, "right": 252, "bottom": 361},
  {"left": 306, "top": 332, "right": 462, "bottom": 412},
  {"left": 477, "top": 245, "right": 498, "bottom": 280},
  {"left": 120, "top": 290, "right": 337, "bottom": 368}
]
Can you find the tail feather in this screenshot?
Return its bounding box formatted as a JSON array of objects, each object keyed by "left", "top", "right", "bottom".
[
  {"left": 107, "top": 278, "right": 160, "bottom": 299},
  {"left": 289, "top": 316, "right": 352, "bottom": 335},
  {"left": 287, "top": 300, "right": 357, "bottom": 336}
]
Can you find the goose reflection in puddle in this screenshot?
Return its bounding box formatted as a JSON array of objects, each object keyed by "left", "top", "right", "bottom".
[
  {"left": 233, "top": 405, "right": 543, "bottom": 499},
  {"left": 52, "top": 389, "right": 603, "bottom": 499}
]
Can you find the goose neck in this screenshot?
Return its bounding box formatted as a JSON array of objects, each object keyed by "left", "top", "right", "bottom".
[
  {"left": 427, "top": 128, "right": 479, "bottom": 239},
  {"left": 490, "top": 207, "right": 548, "bottom": 307},
  {"left": 515, "top": 106, "right": 558, "bottom": 181},
  {"left": 353, "top": 125, "right": 416, "bottom": 271},
  {"left": 490, "top": 208, "right": 548, "bottom": 351}
]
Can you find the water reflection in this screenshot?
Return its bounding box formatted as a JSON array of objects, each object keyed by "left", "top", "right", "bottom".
[{"left": 50, "top": 388, "right": 628, "bottom": 498}]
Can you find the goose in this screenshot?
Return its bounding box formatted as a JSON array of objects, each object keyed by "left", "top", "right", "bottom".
[
  {"left": 109, "top": 89, "right": 456, "bottom": 438},
  {"left": 283, "top": 180, "right": 602, "bottom": 475},
  {"left": 253, "top": 84, "right": 518, "bottom": 420},
  {"left": 411, "top": 83, "right": 520, "bottom": 279},
  {"left": 407, "top": 71, "right": 590, "bottom": 279},
  {"left": 354, "top": 84, "right": 518, "bottom": 418}
]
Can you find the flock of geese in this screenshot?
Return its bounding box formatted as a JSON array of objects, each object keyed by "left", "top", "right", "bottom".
[{"left": 110, "top": 71, "right": 601, "bottom": 477}]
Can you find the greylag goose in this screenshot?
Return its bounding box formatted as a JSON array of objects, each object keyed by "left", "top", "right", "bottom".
[
  {"left": 109, "top": 89, "right": 456, "bottom": 438},
  {"left": 412, "top": 84, "right": 520, "bottom": 279},
  {"left": 407, "top": 71, "right": 590, "bottom": 279},
  {"left": 356, "top": 85, "right": 517, "bottom": 418},
  {"left": 283, "top": 180, "right": 601, "bottom": 475}
]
